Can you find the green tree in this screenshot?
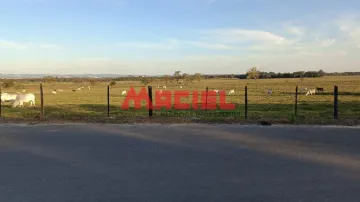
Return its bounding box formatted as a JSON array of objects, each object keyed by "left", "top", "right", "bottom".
[
  {"left": 318, "top": 69, "right": 326, "bottom": 77},
  {"left": 140, "top": 77, "right": 152, "bottom": 86},
  {"left": 194, "top": 73, "right": 202, "bottom": 82},
  {"left": 174, "top": 71, "right": 181, "bottom": 84},
  {"left": 246, "top": 67, "right": 260, "bottom": 80},
  {"left": 109, "top": 80, "right": 116, "bottom": 86}
]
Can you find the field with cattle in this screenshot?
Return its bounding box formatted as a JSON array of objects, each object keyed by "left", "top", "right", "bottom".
[{"left": 1, "top": 76, "right": 360, "bottom": 124}]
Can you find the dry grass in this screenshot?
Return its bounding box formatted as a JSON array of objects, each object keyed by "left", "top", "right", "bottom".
[{"left": 1, "top": 76, "right": 359, "bottom": 125}]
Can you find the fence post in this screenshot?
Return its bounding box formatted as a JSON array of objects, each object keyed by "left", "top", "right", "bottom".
[
  {"left": 245, "top": 86, "right": 248, "bottom": 119},
  {"left": 148, "top": 86, "right": 153, "bottom": 117},
  {"left": 205, "top": 87, "right": 208, "bottom": 110},
  {"left": 334, "top": 85, "right": 338, "bottom": 119},
  {"left": 40, "top": 83, "right": 44, "bottom": 120},
  {"left": 294, "top": 86, "right": 298, "bottom": 117},
  {"left": 107, "top": 85, "right": 110, "bottom": 117}
]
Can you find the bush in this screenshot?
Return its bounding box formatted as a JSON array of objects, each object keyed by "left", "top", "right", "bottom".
[{"left": 110, "top": 80, "right": 116, "bottom": 86}]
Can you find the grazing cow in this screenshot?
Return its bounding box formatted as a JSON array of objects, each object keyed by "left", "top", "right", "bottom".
[
  {"left": 316, "top": 87, "right": 324, "bottom": 92},
  {"left": 12, "top": 93, "right": 35, "bottom": 108},
  {"left": 22, "top": 89, "right": 26, "bottom": 92},
  {"left": 88, "top": 86, "right": 91, "bottom": 90},
  {"left": 57, "top": 89, "right": 63, "bottom": 92},
  {"left": 1, "top": 93, "right": 17, "bottom": 103},
  {"left": 52, "top": 90, "right": 57, "bottom": 94},
  {"left": 163, "top": 86, "right": 166, "bottom": 89},
  {"left": 122, "top": 91, "right": 127, "bottom": 96},
  {"left": 81, "top": 86, "right": 84, "bottom": 89},
  {"left": 72, "top": 89, "right": 76, "bottom": 92},
  {"left": 228, "top": 89, "right": 235, "bottom": 95},
  {"left": 306, "top": 89, "right": 316, "bottom": 96},
  {"left": 77, "top": 87, "right": 81, "bottom": 90},
  {"left": 180, "top": 86, "right": 182, "bottom": 88}
]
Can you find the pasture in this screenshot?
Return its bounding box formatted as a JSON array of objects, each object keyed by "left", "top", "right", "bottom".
[{"left": 1, "top": 76, "right": 360, "bottom": 124}]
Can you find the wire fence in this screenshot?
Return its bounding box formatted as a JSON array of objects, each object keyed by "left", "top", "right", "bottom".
[{"left": 0, "top": 84, "right": 359, "bottom": 123}]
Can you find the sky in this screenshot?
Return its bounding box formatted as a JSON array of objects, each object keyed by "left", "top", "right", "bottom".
[{"left": 1, "top": 0, "right": 360, "bottom": 75}]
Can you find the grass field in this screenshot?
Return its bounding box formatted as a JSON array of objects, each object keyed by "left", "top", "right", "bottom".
[{"left": 1, "top": 76, "right": 360, "bottom": 124}]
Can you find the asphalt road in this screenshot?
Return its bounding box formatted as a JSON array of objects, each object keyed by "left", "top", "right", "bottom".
[{"left": 1, "top": 123, "right": 360, "bottom": 202}]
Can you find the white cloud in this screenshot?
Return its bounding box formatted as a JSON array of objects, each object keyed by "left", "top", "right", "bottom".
[
  {"left": 201, "top": 29, "right": 286, "bottom": 44},
  {"left": 0, "top": 39, "right": 28, "bottom": 50},
  {"left": 334, "top": 13, "right": 360, "bottom": 47}
]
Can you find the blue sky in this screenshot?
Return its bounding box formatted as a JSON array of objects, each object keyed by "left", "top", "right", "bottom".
[{"left": 1, "top": 0, "right": 360, "bottom": 74}]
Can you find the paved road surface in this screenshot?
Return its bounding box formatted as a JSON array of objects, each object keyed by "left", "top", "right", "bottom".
[{"left": 1, "top": 123, "right": 360, "bottom": 202}]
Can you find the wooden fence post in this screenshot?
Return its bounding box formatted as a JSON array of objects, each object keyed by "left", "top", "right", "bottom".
[
  {"left": 334, "top": 86, "right": 338, "bottom": 119},
  {"left": 107, "top": 85, "right": 110, "bottom": 117},
  {"left": 245, "top": 86, "right": 248, "bottom": 119},
  {"left": 205, "top": 87, "right": 208, "bottom": 110},
  {"left": 148, "top": 86, "right": 153, "bottom": 117},
  {"left": 294, "top": 86, "right": 298, "bottom": 117},
  {"left": 40, "top": 83, "right": 44, "bottom": 120}
]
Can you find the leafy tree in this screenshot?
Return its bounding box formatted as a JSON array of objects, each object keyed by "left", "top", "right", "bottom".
[
  {"left": 318, "top": 69, "right": 326, "bottom": 77},
  {"left": 246, "top": 67, "right": 260, "bottom": 80},
  {"left": 174, "top": 71, "right": 181, "bottom": 84},
  {"left": 140, "top": 77, "right": 152, "bottom": 86},
  {"left": 194, "top": 73, "right": 202, "bottom": 81},
  {"left": 109, "top": 80, "right": 116, "bottom": 86}
]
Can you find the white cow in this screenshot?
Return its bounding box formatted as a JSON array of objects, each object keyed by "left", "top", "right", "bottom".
[
  {"left": 228, "top": 89, "right": 235, "bottom": 95},
  {"left": 122, "top": 91, "right": 127, "bottom": 96},
  {"left": 1, "top": 93, "right": 17, "bottom": 103},
  {"left": 180, "top": 86, "right": 183, "bottom": 89},
  {"left": 214, "top": 90, "right": 225, "bottom": 95},
  {"left": 306, "top": 89, "right": 316, "bottom": 96},
  {"left": 57, "top": 89, "right": 63, "bottom": 92},
  {"left": 12, "top": 93, "right": 35, "bottom": 108},
  {"left": 88, "top": 86, "right": 91, "bottom": 90},
  {"left": 163, "top": 86, "right": 167, "bottom": 89},
  {"left": 77, "top": 87, "right": 82, "bottom": 90},
  {"left": 52, "top": 90, "right": 57, "bottom": 94}
]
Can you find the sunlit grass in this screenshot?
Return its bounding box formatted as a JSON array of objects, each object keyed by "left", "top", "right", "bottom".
[{"left": 1, "top": 76, "right": 359, "bottom": 124}]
